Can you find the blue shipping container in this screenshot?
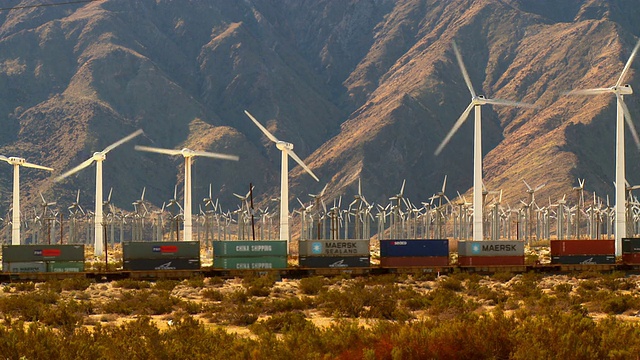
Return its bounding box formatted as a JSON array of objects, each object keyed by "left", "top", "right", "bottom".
[{"left": 380, "top": 239, "right": 449, "bottom": 257}]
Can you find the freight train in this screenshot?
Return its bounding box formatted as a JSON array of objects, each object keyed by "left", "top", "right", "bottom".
[{"left": 1, "top": 238, "right": 640, "bottom": 281}]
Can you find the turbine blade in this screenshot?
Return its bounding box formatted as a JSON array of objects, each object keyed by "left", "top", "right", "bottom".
[
  {"left": 435, "top": 102, "right": 474, "bottom": 156},
  {"left": 484, "top": 98, "right": 538, "bottom": 108},
  {"left": 442, "top": 175, "right": 447, "bottom": 193},
  {"left": 22, "top": 162, "right": 54, "bottom": 172},
  {"left": 190, "top": 150, "right": 239, "bottom": 161},
  {"left": 616, "top": 38, "right": 640, "bottom": 88},
  {"left": 619, "top": 95, "right": 640, "bottom": 150},
  {"left": 0, "top": 155, "right": 9, "bottom": 163},
  {"left": 55, "top": 157, "right": 94, "bottom": 181},
  {"left": 523, "top": 179, "right": 532, "bottom": 191},
  {"left": 287, "top": 149, "right": 319, "bottom": 182},
  {"left": 452, "top": 40, "right": 476, "bottom": 98},
  {"left": 102, "top": 129, "right": 144, "bottom": 154},
  {"left": 400, "top": 179, "right": 406, "bottom": 196},
  {"left": 135, "top": 145, "right": 182, "bottom": 156},
  {"left": 244, "top": 110, "right": 279, "bottom": 143},
  {"left": 566, "top": 88, "right": 612, "bottom": 96}
]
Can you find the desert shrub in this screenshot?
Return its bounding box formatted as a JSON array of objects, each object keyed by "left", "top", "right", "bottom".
[
  {"left": 299, "top": 276, "right": 326, "bottom": 295},
  {"left": 599, "top": 272, "right": 635, "bottom": 291},
  {"left": 576, "top": 270, "right": 601, "bottom": 279},
  {"left": 227, "top": 289, "right": 249, "bottom": 304},
  {"left": 317, "top": 280, "right": 412, "bottom": 320},
  {"left": 510, "top": 275, "right": 543, "bottom": 300},
  {"left": 12, "top": 282, "right": 36, "bottom": 292},
  {"left": 476, "top": 285, "right": 508, "bottom": 305},
  {"left": 113, "top": 279, "right": 150, "bottom": 289},
  {"left": 251, "top": 311, "right": 313, "bottom": 335},
  {"left": 39, "top": 299, "right": 93, "bottom": 331},
  {"left": 492, "top": 271, "right": 514, "bottom": 283},
  {"left": 592, "top": 293, "right": 640, "bottom": 314},
  {"left": 201, "top": 288, "right": 224, "bottom": 301},
  {"left": 438, "top": 276, "right": 463, "bottom": 292},
  {"left": 60, "top": 277, "right": 92, "bottom": 291},
  {"left": 425, "top": 288, "right": 477, "bottom": 316},
  {"left": 242, "top": 274, "right": 276, "bottom": 297},
  {"left": 154, "top": 279, "right": 179, "bottom": 291},
  {"left": 554, "top": 283, "right": 573, "bottom": 294},
  {"left": 177, "top": 300, "right": 202, "bottom": 315},
  {"left": 185, "top": 276, "right": 206, "bottom": 288},
  {"left": 264, "top": 296, "right": 311, "bottom": 314},
  {"left": 101, "top": 290, "right": 180, "bottom": 315},
  {"left": 0, "top": 290, "right": 59, "bottom": 321},
  {"left": 206, "top": 276, "right": 225, "bottom": 287},
  {"left": 411, "top": 271, "right": 437, "bottom": 282}
]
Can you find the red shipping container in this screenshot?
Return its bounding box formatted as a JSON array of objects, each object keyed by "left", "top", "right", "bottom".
[
  {"left": 458, "top": 256, "right": 524, "bottom": 266},
  {"left": 379, "top": 256, "right": 449, "bottom": 267},
  {"left": 622, "top": 253, "right": 640, "bottom": 265},
  {"left": 550, "top": 240, "right": 615, "bottom": 256}
]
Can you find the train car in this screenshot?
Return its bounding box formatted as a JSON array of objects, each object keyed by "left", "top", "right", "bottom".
[{"left": 379, "top": 239, "right": 449, "bottom": 267}]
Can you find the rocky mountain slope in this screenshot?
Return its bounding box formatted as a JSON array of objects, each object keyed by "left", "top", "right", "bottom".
[{"left": 0, "top": 0, "right": 639, "bottom": 227}]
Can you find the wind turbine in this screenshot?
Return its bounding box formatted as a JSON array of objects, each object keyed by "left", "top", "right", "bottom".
[
  {"left": 566, "top": 38, "right": 640, "bottom": 255},
  {"left": 135, "top": 145, "right": 239, "bottom": 242},
  {"left": 0, "top": 155, "right": 53, "bottom": 245},
  {"left": 244, "top": 110, "right": 320, "bottom": 249},
  {"left": 434, "top": 40, "right": 537, "bottom": 241},
  {"left": 55, "top": 129, "right": 143, "bottom": 256}
]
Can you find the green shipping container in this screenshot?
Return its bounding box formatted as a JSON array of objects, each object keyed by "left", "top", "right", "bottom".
[
  {"left": 47, "top": 261, "right": 85, "bottom": 273},
  {"left": 123, "top": 241, "right": 200, "bottom": 260},
  {"left": 212, "top": 241, "right": 288, "bottom": 257},
  {"left": 2, "top": 245, "right": 85, "bottom": 262},
  {"left": 213, "top": 256, "right": 288, "bottom": 270},
  {"left": 3, "top": 261, "right": 46, "bottom": 273}
]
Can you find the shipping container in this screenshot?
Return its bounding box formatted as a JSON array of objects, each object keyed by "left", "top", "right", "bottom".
[
  {"left": 380, "top": 239, "right": 449, "bottom": 257},
  {"left": 3, "top": 261, "right": 46, "bottom": 273},
  {"left": 458, "top": 256, "right": 524, "bottom": 266},
  {"left": 2, "top": 244, "right": 84, "bottom": 262},
  {"left": 622, "top": 238, "right": 640, "bottom": 254},
  {"left": 299, "top": 239, "right": 370, "bottom": 257},
  {"left": 47, "top": 261, "right": 85, "bottom": 273},
  {"left": 212, "top": 241, "right": 287, "bottom": 257},
  {"left": 123, "top": 258, "right": 201, "bottom": 271},
  {"left": 551, "top": 255, "right": 616, "bottom": 265},
  {"left": 457, "top": 241, "right": 525, "bottom": 257},
  {"left": 550, "top": 240, "right": 615, "bottom": 256},
  {"left": 298, "top": 256, "right": 370, "bottom": 268},
  {"left": 123, "top": 241, "right": 200, "bottom": 260},
  {"left": 622, "top": 253, "right": 640, "bottom": 264},
  {"left": 379, "top": 256, "right": 449, "bottom": 267},
  {"left": 213, "top": 256, "right": 288, "bottom": 270}
]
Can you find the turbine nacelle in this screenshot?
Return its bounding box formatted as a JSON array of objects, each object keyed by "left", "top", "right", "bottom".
[
  {"left": 614, "top": 84, "right": 633, "bottom": 95},
  {"left": 276, "top": 141, "right": 294, "bottom": 151},
  {"left": 8, "top": 157, "right": 25, "bottom": 165},
  {"left": 472, "top": 95, "right": 487, "bottom": 105},
  {"left": 92, "top": 152, "right": 107, "bottom": 161}
]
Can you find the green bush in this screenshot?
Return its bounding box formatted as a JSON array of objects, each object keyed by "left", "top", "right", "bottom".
[
  {"left": 242, "top": 274, "right": 276, "bottom": 297},
  {"left": 201, "top": 288, "right": 224, "bottom": 301},
  {"left": 113, "top": 279, "right": 151, "bottom": 290},
  {"left": 154, "top": 279, "right": 179, "bottom": 291},
  {"left": 299, "top": 276, "right": 326, "bottom": 295},
  {"left": 101, "top": 290, "right": 180, "bottom": 315}
]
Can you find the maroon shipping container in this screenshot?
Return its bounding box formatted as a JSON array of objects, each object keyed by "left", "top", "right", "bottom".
[
  {"left": 458, "top": 256, "right": 524, "bottom": 266},
  {"left": 379, "top": 256, "right": 449, "bottom": 267},
  {"left": 623, "top": 253, "right": 640, "bottom": 265},
  {"left": 550, "top": 240, "right": 614, "bottom": 256}
]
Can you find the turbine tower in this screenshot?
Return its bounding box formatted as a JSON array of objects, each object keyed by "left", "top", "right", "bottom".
[
  {"left": 135, "top": 145, "right": 238, "bottom": 242},
  {"left": 244, "top": 110, "right": 320, "bottom": 249},
  {"left": 567, "top": 38, "right": 640, "bottom": 256},
  {"left": 435, "top": 40, "right": 536, "bottom": 241},
  {"left": 56, "top": 129, "right": 143, "bottom": 256},
  {"left": 0, "top": 155, "right": 53, "bottom": 245}
]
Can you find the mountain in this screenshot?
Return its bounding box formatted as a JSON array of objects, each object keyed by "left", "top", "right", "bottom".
[{"left": 0, "top": 0, "right": 639, "bottom": 231}]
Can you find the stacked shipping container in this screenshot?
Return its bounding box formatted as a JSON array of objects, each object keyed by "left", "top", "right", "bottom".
[
  {"left": 212, "top": 241, "right": 288, "bottom": 269},
  {"left": 298, "top": 240, "right": 370, "bottom": 268},
  {"left": 457, "top": 241, "right": 525, "bottom": 266},
  {"left": 379, "top": 239, "right": 449, "bottom": 267},
  {"left": 2, "top": 245, "right": 85, "bottom": 273},
  {"left": 123, "top": 241, "right": 200, "bottom": 270},
  {"left": 550, "top": 240, "right": 615, "bottom": 264}
]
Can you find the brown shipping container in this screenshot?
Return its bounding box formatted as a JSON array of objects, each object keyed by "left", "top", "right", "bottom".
[
  {"left": 379, "top": 256, "right": 449, "bottom": 267},
  {"left": 458, "top": 256, "right": 524, "bottom": 266},
  {"left": 550, "top": 240, "right": 615, "bottom": 256},
  {"left": 623, "top": 253, "right": 640, "bottom": 265}
]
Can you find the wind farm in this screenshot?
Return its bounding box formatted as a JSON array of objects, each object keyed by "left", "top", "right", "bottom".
[{"left": 3, "top": 1, "right": 640, "bottom": 358}]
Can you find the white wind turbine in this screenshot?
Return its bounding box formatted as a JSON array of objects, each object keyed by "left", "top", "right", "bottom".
[
  {"left": 135, "top": 145, "right": 239, "bottom": 242},
  {"left": 566, "top": 38, "right": 640, "bottom": 256},
  {"left": 0, "top": 155, "right": 53, "bottom": 245},
  {"left": 55, "top": 129, "right": 143, "bottom": 256},
  {"left": 244, "top": 110, "right": 320, "bottom": 249},
  {"left": 434, "top": 40, "right": 537, "bottom": 241}
]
